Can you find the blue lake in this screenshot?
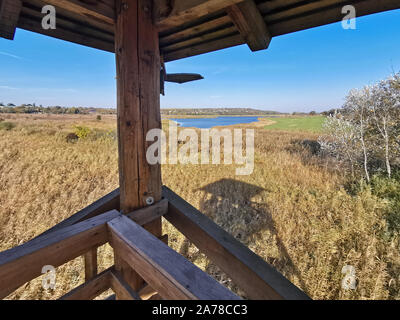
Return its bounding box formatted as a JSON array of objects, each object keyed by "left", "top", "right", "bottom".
[{"left": 169, "top": 116, "right": 259, "bottom": 129}]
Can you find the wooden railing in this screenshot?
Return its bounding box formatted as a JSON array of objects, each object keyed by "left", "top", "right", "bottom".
[{"left": 0, "top": 187, "right": 310, "bottom": 300}]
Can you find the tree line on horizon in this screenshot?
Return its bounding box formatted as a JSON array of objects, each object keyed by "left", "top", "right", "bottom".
[{"left": 0, "top": 103, "right": 116, "bottom": 115}]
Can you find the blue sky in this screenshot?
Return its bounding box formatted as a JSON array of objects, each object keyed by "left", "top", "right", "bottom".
[{"left": 0, "top": 9, "right": 399, "bottom": 113}]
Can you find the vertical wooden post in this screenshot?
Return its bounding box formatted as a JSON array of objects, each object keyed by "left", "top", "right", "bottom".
[
  {"left": 84, "top": 248, "right": 98, "bottom": 281},
  {"left": 114, "top": 0, "right": 162, "bottom": 294}
]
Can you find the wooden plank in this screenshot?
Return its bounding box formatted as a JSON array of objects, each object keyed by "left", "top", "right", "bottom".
[
  {"left": 159, "top": 15, "right": 232, "bottom": 47},
  {"left": 0, "top": 0, "right": 22, "bottom": 39},
  {"left": 162, "top": 0, "right": 400, "bottom": 61},
  {"left": 0, "top": 210, "right": 120, "bottom": 299},
  {"left": 162, "top": 186, "right": 310, "bottom": 300},
  {"left": 26, "top": 0, "right": 115, "bottom": 33},
  {"left": 60, "top": 267, "right": 112, "bottom": 300},
  {"left": 17, "top": 15, "right": 115, "bottom": 52},
  {"left": 110, "top": 269, "right": 142, "bottom": 300},
  {"left": 163, "top": 33, "right": 243, "bottom": 62},
  {"left": 20, "top": 5, "right": 114, "bottom": 42},
  {"left": 43, "top": 0, "right": 115, "bottom": 25},
  {"left": 126, "top": 199, "right": 168, "bottom": 226},
  {"left": 257, "top": 0, "right": 305, "bottom": 15},
  {"left": 84, "top": 248, "right": 98, "bottom": 281},
  {"left": 267, "top": 0, "right": 400, "bottom": 37},
  {"left": 227, "top": 0, "right": 271, "bottom": 51},
  {"left": 155, "top": 0, "right": 244, "bottom": 32},
  {"left": 108, "top": 215, "right": 240, "bottom": 300},
  {"left": 162, "top": 25, "right": 237, "bottom": 53},
  {"left": 38, "top": 188, "right": 120, "bottom": 237}
]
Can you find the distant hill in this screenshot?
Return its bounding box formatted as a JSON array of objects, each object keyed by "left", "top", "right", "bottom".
[{"left": 161, "top": 108, "right": 283, "bottom": 116}]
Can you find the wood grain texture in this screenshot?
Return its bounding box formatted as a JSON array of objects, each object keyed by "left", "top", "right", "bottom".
[
  {"left": 155, "top": 0, "right": 244, "bottom": 32},
  {"left": 108, "top": 215, "right": 240, "bottom": 300},
  {"left": 0, "top": 0, "right": 22, "bottom": 39},
  {"left": 6, "top": 0, "right": 399, "bottom": 60},
  {"left": 227, "top": 0, "right": 270, "bottom": 51},
  {"left": 126, "top": 199, "right": 168, "bottom": 226},
  {"left": 43, "top": 0, "right": 115, "bottom": 24},
  {"left": 114, "top": 0, "right": 163, "bottom": 295},
  {"left": 115, "top": 0, "right": 162, "bottom": 213},
  {"left": 162, "top": 186, "right": 310, "bottom": 300},
  {"left": 0, "top": 210, "right": 120, "bottom": 299},
  {"left": 84, "top": 248, "right": 98, "bottom": 281}
]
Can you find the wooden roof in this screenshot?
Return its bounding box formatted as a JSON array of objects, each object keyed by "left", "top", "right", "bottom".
[{"left": 2, "top": 0, "right": 400, "bottom": 62}]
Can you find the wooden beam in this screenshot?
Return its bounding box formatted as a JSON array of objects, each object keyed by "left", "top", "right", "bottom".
[
  {"left": 0, "top": 210, "right": 120, "bottom": 299},
  {"left": 109, "top": 269, "right": 142, "bottom": 300},
  {"left": 114, "top": 0, "right": 163, "bottom": 296},
  {"left": 19, "top": 5, "right": 114, "bottom": 42},
  {"left": 60, "top": 267, "right": 112, "bottom": 300},
  {"left": 17, "top": 15, "right": 115, "bottom": 53},
  {"left": 163, "top": 33, "right": 243, "bottom": 62},
  {"left": 267, "top": 0, "right": 400, "bottom": 37},
  {"left": 0, "top": 0, "right": 22, "bottom": 40},
  {"left": 108, "top": 215, "right": 240, "bottom": 300},
  {"left": 226, "top": 0, "right": 270, "bottom": 51},
  {"left": 126, "top": 198, "right": 168, "bottom": 226},
  {"left": 162, "top": 186, "right": 310, "bottom": 300},
  {"left": 84, "top": 247, "right": 98, "bottom": 281},
  {"left": 155, "top": 0, "right": 244, "bottom": 32},
  {"left": 115, "top": 0, "right": 162, "bottom": 213},
  {"left": 43, "top": 0, "right": 115, "bottom": 25}
]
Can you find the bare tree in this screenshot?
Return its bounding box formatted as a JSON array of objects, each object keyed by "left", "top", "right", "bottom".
[
  {"left": 320, "top": 72, "right": 400, "bottom": 182},
  {"left": 370, "top": 77, "right": 399, "bottom": 178},
  {"left": 343, "top": 88, "right": 372, "bottom": 182},
  {"left": 319, "top": 113, "right": 360, "bottom": 177}
]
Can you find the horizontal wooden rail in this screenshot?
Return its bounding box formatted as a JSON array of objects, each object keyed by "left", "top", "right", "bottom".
[
  {"left": 162, "top": 186, "right": 310, "bottom": 300},
  {"left": 0, "top": 210, "right": 120, "bottom": 299},
  {"left": 36, "top": 189, "right": 167, "bottom": 239},
  {"left": 126, "top": 199, "right": 168, "bottom": 226},
  {"left": 107, "top": 215, "right": 240, "bottom": 300}
]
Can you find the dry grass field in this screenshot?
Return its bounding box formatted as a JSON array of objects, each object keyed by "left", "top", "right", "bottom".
[{"left": 0, "top": 113, "right": 399, "bottom": 300}]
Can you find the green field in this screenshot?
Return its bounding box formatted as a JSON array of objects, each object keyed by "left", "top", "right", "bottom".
[{"left": 264, "top": 116, "right": 326, "bottom": 133}]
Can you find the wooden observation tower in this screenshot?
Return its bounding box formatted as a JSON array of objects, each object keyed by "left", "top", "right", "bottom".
[{"left": 0, "top": 0, "right": 398, "bottom": 300}]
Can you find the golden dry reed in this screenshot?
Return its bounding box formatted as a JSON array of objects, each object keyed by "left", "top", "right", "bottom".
[{"left": 0, "top": 114, "right": 399, "bottom": 300}]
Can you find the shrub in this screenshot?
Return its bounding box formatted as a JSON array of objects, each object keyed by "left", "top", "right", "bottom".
[
  {"left": 66, "top": 133, "right": 79, "bottom": 143},
  {"left": 0, "top": 121, "right": 16, "bottom": 131},
  {"left": 369, "top": 173, "right": 400, "bottom": 238},
  {"left": 96, "top": 115, "right": 102, "bottom": 121},
  {"left": 73, "top": 125, "right": 91, "bottom": 139}
]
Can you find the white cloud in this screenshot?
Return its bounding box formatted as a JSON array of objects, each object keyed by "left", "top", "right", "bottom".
[{"left": 0, "top": 51, "right": 23, "bottom": 60}]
